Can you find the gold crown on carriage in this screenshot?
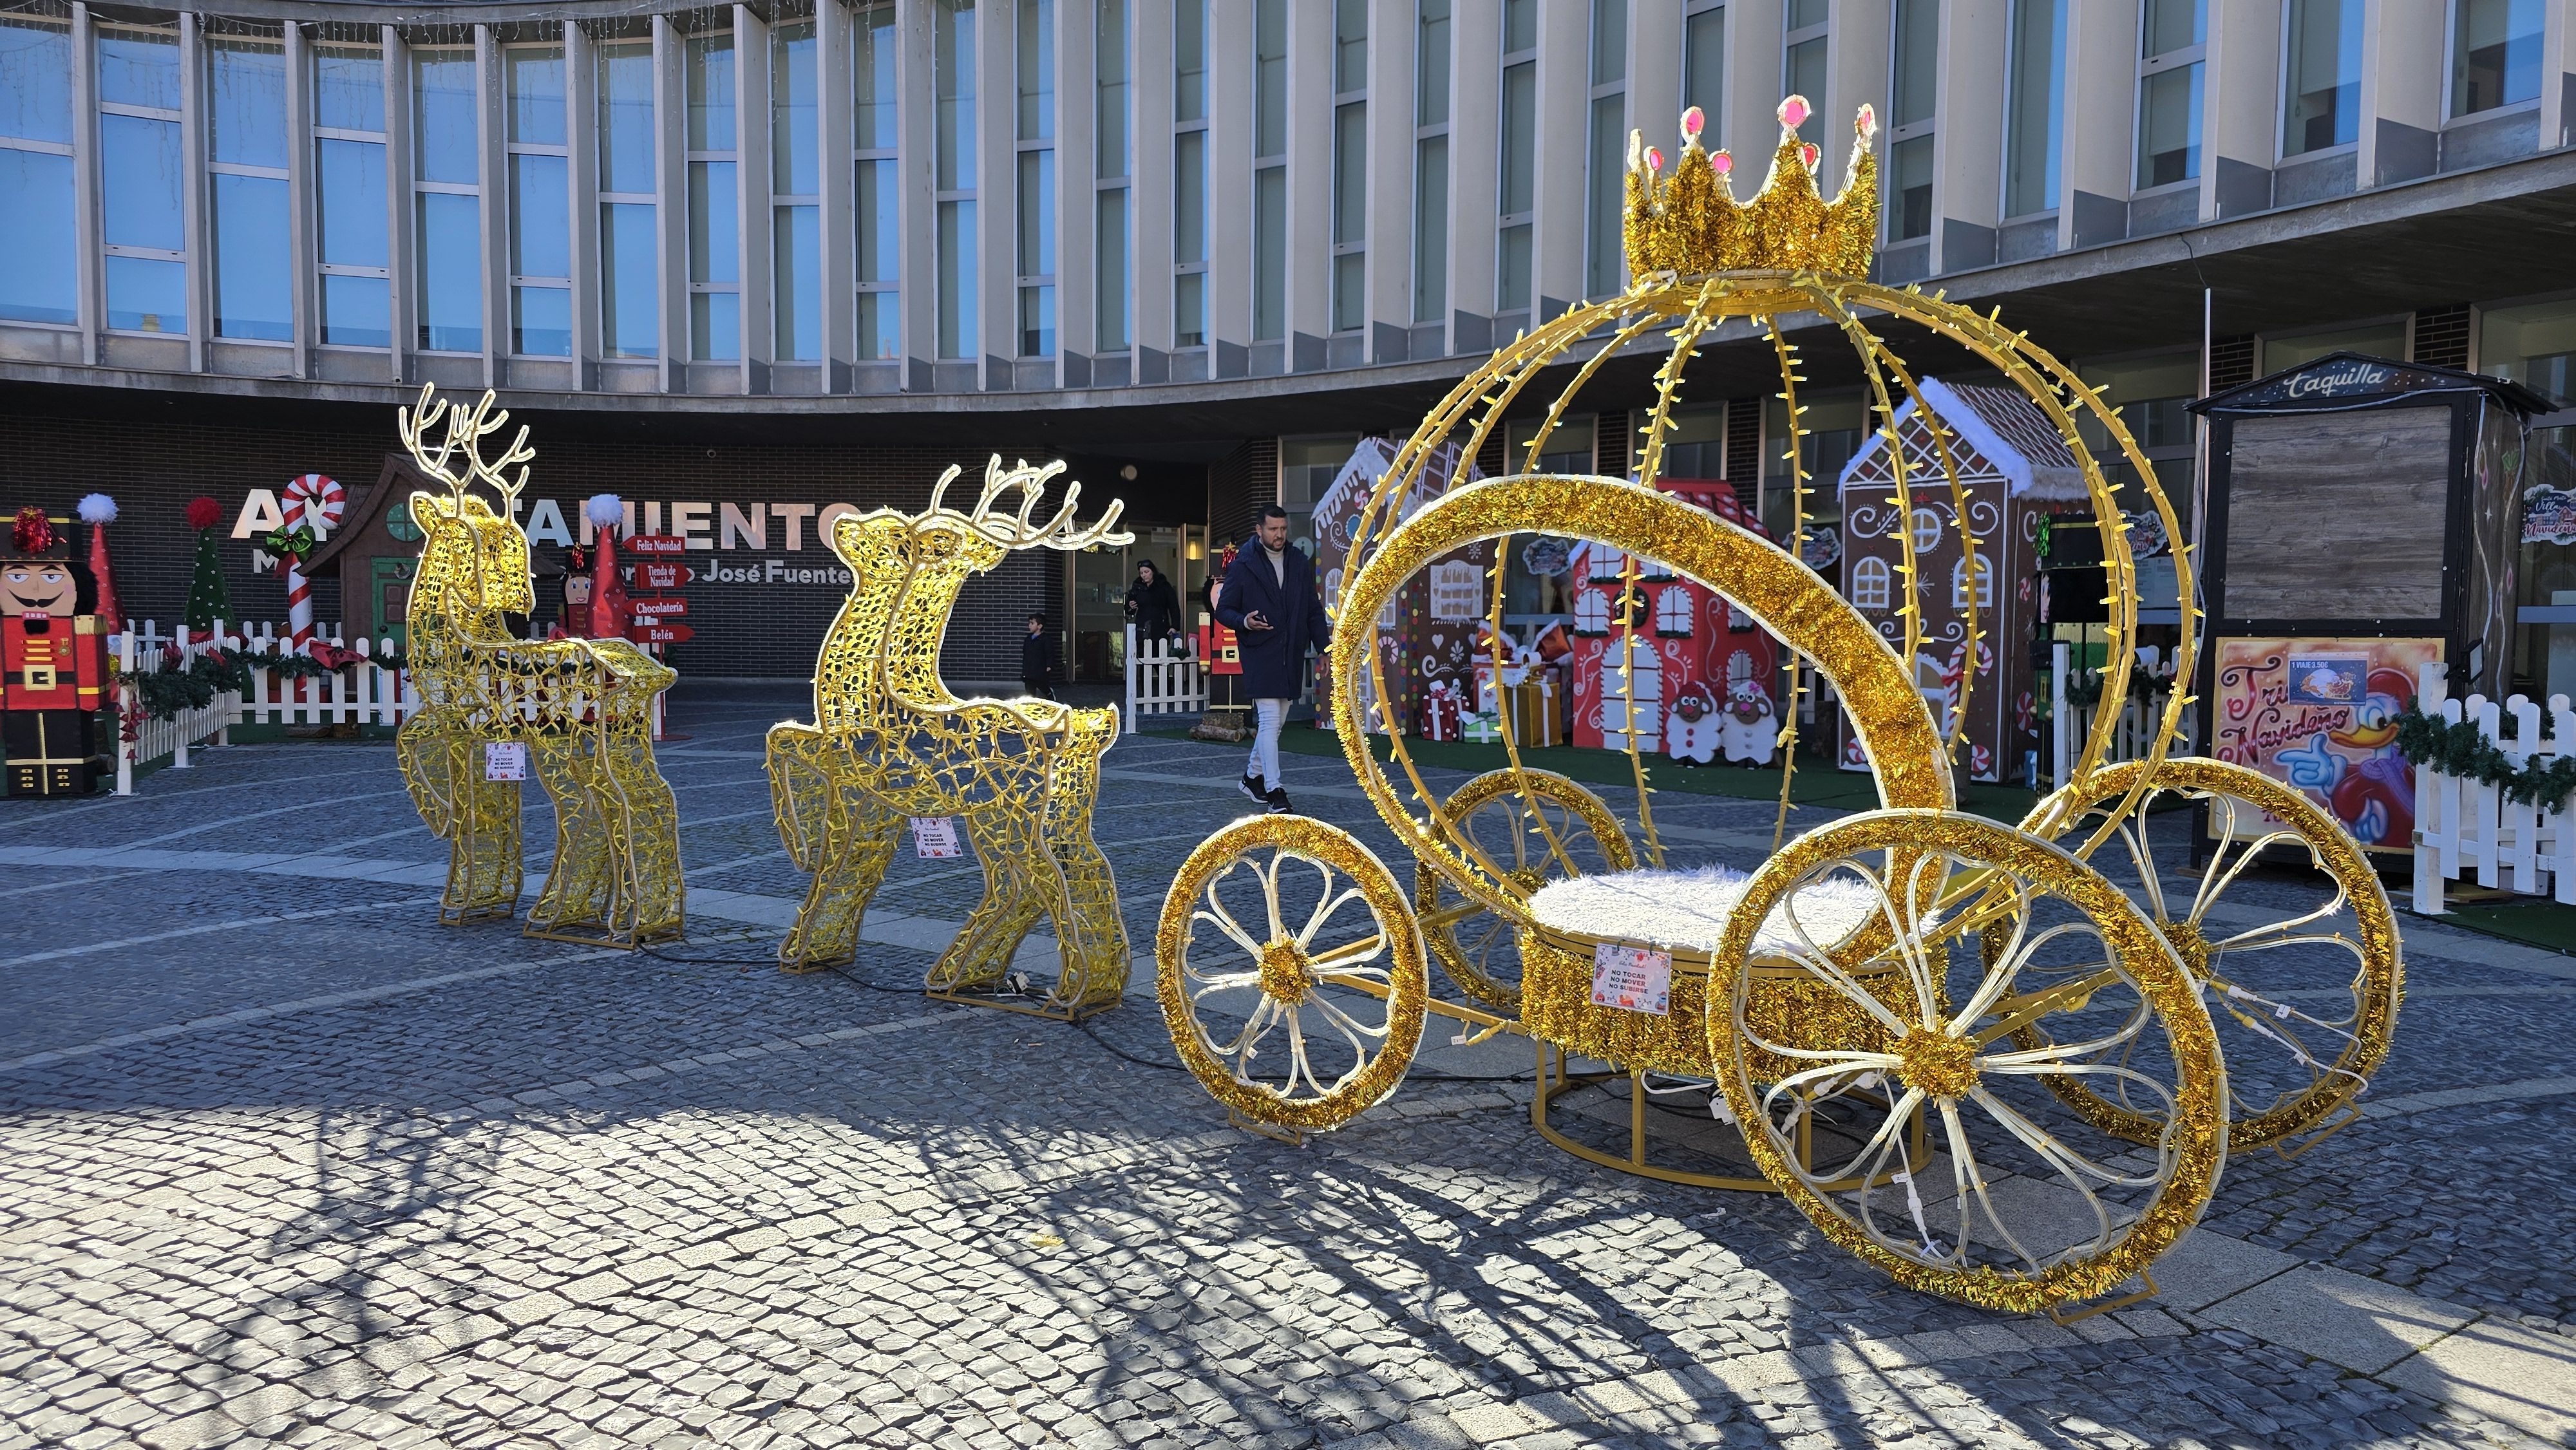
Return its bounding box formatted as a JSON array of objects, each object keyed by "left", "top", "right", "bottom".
[{"left": 1624, "top": 96, "right": 1880, "bottom": 278}]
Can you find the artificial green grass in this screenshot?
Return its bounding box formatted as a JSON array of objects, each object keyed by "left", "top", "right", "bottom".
[{"left": 2409, "top": 895, "right": 2576, "bottom": 957}]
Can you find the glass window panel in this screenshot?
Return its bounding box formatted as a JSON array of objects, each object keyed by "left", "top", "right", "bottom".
[
  {"left": 597, "top": 41, "right": 655, "bottom": 194},
  {"left": 1173, "top": 129, "right": 1206, "bottom": 263},
  {"left": 692, "top": 290, "right": 740, "bottom": 361},
  {"left": 855, "top": 3, "right": 896, "bottom": 149},
  {"left": 98, "top": 28, "right": 179, "bottom": 111},
  {"left": 1018, "top": 0, "right": 1054, "bottom": 142},
  {"left": 687, "top": 33, "right": 736, "bottom": 153},
  {"left": 1174, "top": 0, "right": 1206, "bottom": 122},
  {"left": 857, "top": 156, "right": 898, "bottom": 282},
  {"left": 1412, "top": 134, "right": 1444, "bottom": 323},
  {"left": 935, "top": 0, "right": 978, "bottom": 190},
  {"left": 1333, "top": 101, "right": 1365, "bottom": 245},
  {"left": 2452, "top": 0, "right": 2543, "bottom": 115},
  {"left": 507, "top": 46, "right": 565, "bottom": 146},
  {"left": 773, "top": 21, "right": 817, "bottom": 193},
  {"left": 1893, "top": 0, "right": 1937, "bottom": 127},
  {"left": 514, "top": 283, "right": 571, "bottom": 355},
  {"left": 2283, "top": 0, "right": 2360, "bottom": 153},
  {"left": 0, "top": 17, "right": 73, "bottom": 145},
  {"left": 1017, "top": 147, "right": 1054, "bottom": 275},
  {"left": 1499, "top": 61, "right": 1535, "bottom": 214},
  {"left": 1585, "top": 92, "right": 1621, "bottom": 296},
  {"left": 858, "top": 289, "right": 898, "bottom": 360},
  {"left": 208, "top": 39, "right": 287, "bottom": 170},
  {"left": 1889, "top": 133, "right": 1933, "bottom": 239},
  {"left": 938, "top": 198, "right": 978, "bottom": 357},
  {"left": 510, "top": 152, "right": 569, "bottom": 279},
  {"left": 106, "top": 254, "right": 183, "bottom": 332},
  {"left": 1253, "top": 164, "right": 1283, "bottom": 339},
  {"left": 413, "top": 50, "right": 477, "bottom": 185},
  {"left": 775, "top": 203, "right": 820, "bottom": 360},
  {"left": 1497, "top": 222, "right": 1530, "bottom": 309},
  {"left": 1787, "top": 0, "right": 1829, "bottom": 30},
  {"left": 1336, "top": 0, "right": 1367, "bottom": 93},
  {"left": 1504, "top": 0, "right": 1537, "bottom": 53},
  {"left": 1332, "top": 251, "right": 1361, "bottom": 332},
  {"left": 416, "top": 192, "right": 481, "bottom": 352},
  {"left": 1097, "top": 0, "right": 1128, "bottom": 179},
  {"left": 2136, "top": 61, "right": 2201, "bottom": 187},
  {"left": 2482, "top": 299, "right": 2576, "bottom": 405},
  {"left": 101, "top": 113, "right": 182, "bottom": 251},
  {"left": 1255, "top": 0, "right": 1286, "bottom": 155},
  {"left": 312, "top": 44, "right": 384, "bottom": 133},
  {"left": 1417, "top": 0, "right": 1448, "bottom": 126},
  {"left": 2142, "top": 0, "right": 2204, "bottom": 57},
  {"left": 1018, "top": 282, "right": 1053, "bottom": 354},
  {"left": 1095, "top": 186, "right": 1128, "bottom": 350},
  {"left": 601, "top": 200, "right": 658, "bottom": 357},
  {"left": 319, "top": 272, "right": 386, "bottom": 346},
  {"left": 2004, "top": 0, "right": 2064, "bottom": 214},
  {"left": 213, "top": 172, "right": 290, "bottom": 340},
  {"left": 316, "top": 137, "right": 387, "bottom": 265},
  {"left": 1785, "top": 39, "right": 1826, "bottom": 143},
  {"left": 1588, "top": 0, "right": 1622, "bottom": 87},
  {"left": 1174, "top": 269, "right": 1204, "bottom": 348},
  {"left": 1683, "top": 8, "right": 1723, "bottom": 134},
  {"left": 0, "top": 149, "right": 75, "bottom": 323},
  {"left": 690, "top": 159, "right": 739, "bottom": 283}
]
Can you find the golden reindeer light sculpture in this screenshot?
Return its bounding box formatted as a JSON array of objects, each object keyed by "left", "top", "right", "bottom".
[
  {"left": 394, "top": 384, "right": 686, "bottom": 948},
  {"left": 768, "top": 457, "right": 1132, "bottom": 1019}
]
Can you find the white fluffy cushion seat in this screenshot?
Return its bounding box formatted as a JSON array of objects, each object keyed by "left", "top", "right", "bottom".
[{"left": 1526, "top": 863, "right": 1882, "bottom": 957}]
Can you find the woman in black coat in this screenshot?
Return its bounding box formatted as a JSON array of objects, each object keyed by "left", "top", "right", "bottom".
[{"left": 1122, "top": 561, "right": 1183, "bottom": 642}]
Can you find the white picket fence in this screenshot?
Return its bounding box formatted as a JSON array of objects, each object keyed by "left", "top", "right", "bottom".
[
  {"left": 1123, "top": 623, "right": 1207, "bottom": 731},
  {"left": 2049, "top": 641, "right": 2179, "bottom": 787},
  {"left": 109, "top": 619, "right": 420, "bottom": 795},
  {"left": 2410, "top": 661, "right": 2576, "bottom": 913}
]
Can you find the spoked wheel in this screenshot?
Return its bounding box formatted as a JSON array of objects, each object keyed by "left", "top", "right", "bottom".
[
  {"left": 1416, "top": 769, "right": 1635, "bottom": 1013},
  {"left": 1708, "top": 810, "right": 2227, "bottom": 1315},
  {"left": 2016, "top": 758, "right": 2400, "bottom": 1153},
  {"left": 1156, "top": 816, "right": 1429, "bottom": 1135}
]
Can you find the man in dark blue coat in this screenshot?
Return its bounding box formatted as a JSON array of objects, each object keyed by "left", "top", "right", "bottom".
[{"left": 1215, "top": 505, "right": 1329, "bottom": 813}]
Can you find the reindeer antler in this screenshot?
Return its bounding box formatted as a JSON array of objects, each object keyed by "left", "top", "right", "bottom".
[
  {"left": 396, "top": 383, "right": 535, "bottom": 507},
  {"left": 930, "top": 455, "right": 1133, "bottom": 552}
]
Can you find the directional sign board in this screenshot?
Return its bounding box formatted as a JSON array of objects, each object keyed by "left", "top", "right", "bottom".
[
  {"left": 632, "top": 560, "right": 694, "bottom": 590},
  {"left": 634, "top": 622, "right": 695, "bottom": 645},
  {"left": 626, "top": 534, "right": 687, "bottom": 556},
  {"left": 632, "top": 598, "right": 688, "bottom": 618}
]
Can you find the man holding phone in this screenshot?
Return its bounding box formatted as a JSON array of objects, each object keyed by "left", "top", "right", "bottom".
[{"left": 1214, "top": 505, "right": 1329, "bottom": 814}]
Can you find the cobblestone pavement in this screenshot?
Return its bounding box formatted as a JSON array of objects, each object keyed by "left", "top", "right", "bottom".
[{"left": 3, "top": 683, "right": 2573, "bottom": 1449}]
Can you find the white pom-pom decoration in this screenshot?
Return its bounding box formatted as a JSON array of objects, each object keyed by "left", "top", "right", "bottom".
[
  {"left": 585, "top": 493, "right": 625, "bottom": 527},
  {"left": 77, "top": 493, "right": 118, "bottom": 525}
]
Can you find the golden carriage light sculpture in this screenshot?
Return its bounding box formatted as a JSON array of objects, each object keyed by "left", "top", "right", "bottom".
[{"left": 1154, "top": 99, "right": 2403, "bottom": 1317}]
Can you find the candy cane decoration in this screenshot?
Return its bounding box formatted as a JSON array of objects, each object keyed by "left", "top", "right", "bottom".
[{"left": 280, "top": 473, "right": 345, "bottom": 655}]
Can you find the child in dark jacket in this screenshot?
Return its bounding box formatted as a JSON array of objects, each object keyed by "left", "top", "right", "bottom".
[{"left": 1021, "top": 614, "right": 1058, "bottom": 700}]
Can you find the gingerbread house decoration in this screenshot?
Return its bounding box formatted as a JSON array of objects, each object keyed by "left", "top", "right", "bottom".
[
  {"left": 1835, "top": 377, "right": 2082, "bottom": 784},
  {"left": 1567, "top": 478, "right": 1783, "bottom": 763},
  {"left": 1308, "top": 437, "right": 1492, "bottom": 734}
]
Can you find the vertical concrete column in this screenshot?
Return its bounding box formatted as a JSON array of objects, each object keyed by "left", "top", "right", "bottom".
[
  {"left": 817, "top": 0, "right": 855, "bottom": 391},
  {"left": 71, "top": 4, "right": 100, "bottom": 366},
  {"left": 1283, "top": 0, "right": 1329, "bottom": 369},
  {"left": 1130, "top": 5, "right": 1173, "bottom": 373},
  {"left": 285, "top": 17, "right": 314, "bottom": 377},
  {"left": 566, "top": 20, "right": 601, "bottom": 390},
  {"left": 1931, "top": 0, "right": 2006, "bottom": 274},
  {"left": 1823, "top": 0, "right": 1889, "bottom": 187},
  {"left": 652, "top": 14, "right": 685, "bottom": 390},
  {"left": 1445, "top": 0, "right": 1497, "bottom": 352},
  {"left": 736, "top": 5, "right": 773, "bottom": 393},
  {"left": 2057, "top": 0, "right": 2139, "bottom": 250},
  {"left": 1628, "top": 0, "right": 1683, "bottom": 163},
  {"left": 178, "top": 13, "right": 207, "bottom": 372},
  {"left": 1723, "top": 0, "right": 1785, "bottom": 161},
  {"left": 1057, "top": 0, "right": 1095, "bottom": 382},
  {"left": 1529, "top": 0, "right": 1585, "bottom": 322},
  {"left": 897, "top": 0, "right": 936, "bottom": 391},
  {"left": 2204, "top": 0, "right": 2278, "bottom": 220},
  {"left": 476, "top": 24, "right": 506, "bottom": 384},
  {"left": 2358, "top": 0, "right": 2443, "bottom": 186},
  {"left": 1365, "top": 0, "right": 1413, "bottom": 362},
  {"left": 1207, "top": 0, "right": 1251, "bottom": 375},
  {"left": 976, "top": 0, "right": 1012, "bottom": 386},
  {"left": 386, "top": 25, "right": 415, "bottom": 383}
]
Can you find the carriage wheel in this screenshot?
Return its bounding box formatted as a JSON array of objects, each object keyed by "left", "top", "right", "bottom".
[
  {"left": 2014, "top": 758, "right": 2400, "bottom": 1153},
  {"left": 1707, "top": 810, "right": 2226, "bottom": 1314},
  {"left": 1416, "top": 769, "right": 1635, "bottom": 1015},
  {"left": 1157, "top": 816, "right": 1429, "bottom": 1134}
]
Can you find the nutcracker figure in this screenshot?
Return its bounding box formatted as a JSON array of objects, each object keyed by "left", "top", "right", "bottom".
[{"left": 3, "top": 510, "right": 109, "bottom": 796}]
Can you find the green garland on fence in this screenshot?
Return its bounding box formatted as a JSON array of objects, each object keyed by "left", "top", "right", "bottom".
[
  {"left": 2393, "top": 702, "right": 2576, "bottom": 807},
  {"left": 117, "top": 644, "right": 409, "bottom": 721}
]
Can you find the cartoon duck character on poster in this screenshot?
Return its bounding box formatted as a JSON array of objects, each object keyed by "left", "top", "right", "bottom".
[{"left": 2, "top": 506, "right": 111, "bottom": 796}]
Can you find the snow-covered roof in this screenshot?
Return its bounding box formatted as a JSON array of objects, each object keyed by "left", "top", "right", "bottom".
[{"left": 1837, "top": 377, "right": 2086, "bottom": 501}]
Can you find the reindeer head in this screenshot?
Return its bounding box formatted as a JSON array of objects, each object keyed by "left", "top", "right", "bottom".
[
  {"left": 398, "top": 384, "right": 537, "bottom": 619},
  {"left": 846, "top": 456, "right": 1132, "bottom": 576}
]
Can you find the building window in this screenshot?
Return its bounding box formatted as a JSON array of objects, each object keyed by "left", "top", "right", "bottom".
[
  {"left": 1331, "top": 0, "right": 1367, "bottom": 334},
  {"left": 1095, "top": 0, "right": 1130, "bottom": 353},
  {"left": 1497, "top": 0, "right": 1535, "bottom": 314},
  {"left": 99, "top": 24, "right": 187, "bottom": 336},
  {"left": 1851, "top": 555, "right": 1891, "bottom": 610},
  {"left": 1784, "top": 0, "right": 1828, "bottom": 149},
  {"left": 1280, "top": 435, "right": 1359, "bottom": 558},
  {"left": 934, "top": 0, "right": 978, "bottom": 361},
  {"left": 1253, "top": 0, "right": 1286, "bottom": 343},
  {"left": 685, "top": 32, "right": 741, "bottom": 362},
  {"left": 207, "top": 29, "right": 290, "bottom": 343},
  {"left": 1173, "top": 0, "right": 1208, "bottom": 350},
  {"left": 413, "top": 46, "right": 482, "bottom": 353},
  {"left": 1016, "top": 0, "right": 1056, "bottom": 358},
  {"left": 853, "top": 2, "right": 897, "bottom": 361},
  {"left": 314, "top": 35, "right": 388, "bottom": 347},
  {"left": 596, "top": 37, "right": 657, "bottom": 360},
  {"left": 1886, "top": 0, "right": 1936, "bottom": 242},
  {"left": 773, "top": 18, "right": 820, "bottom": 362},
  {"left": 0, "top": 12, "right": 76, "bottom": 328},
  {"left": 2282, "top": 0, "right": 2360, "bottom": 155},
  {"left": 2483, "top": 299, "right": 2576, "bottom": 406},
  {"left": 2452, "top": 0, "right": 2543, "bottom": 117},
  {"left": 1584, "top": 0, "right": 1625, "bottom": 299},
  {"left": 506, "top": 44, "right": 571, "bottom": 357},
  {"left": 1413, "top": 0, "right": 1449, "bottom": 327},
  {"left": 2136, "top": 0, "right": 2204, "bottom": 189},
  {"left": 1636, "top": 402, "right": 1725, "bottom": 479},
  {"left": 2003, "top": 0, "right": 2064, "bottom": 216},
  {"left": 1683, "top": 3, "right": 1725, "bottom": 143}
]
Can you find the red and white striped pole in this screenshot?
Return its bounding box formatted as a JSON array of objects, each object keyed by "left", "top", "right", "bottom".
[{"left": 280, "top": 474, "right": 345, "bottom": 704}]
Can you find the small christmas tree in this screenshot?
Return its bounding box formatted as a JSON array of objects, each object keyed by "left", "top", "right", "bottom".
[{"left": 183, "top": 496, "right": 232, "bottom": 631}]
